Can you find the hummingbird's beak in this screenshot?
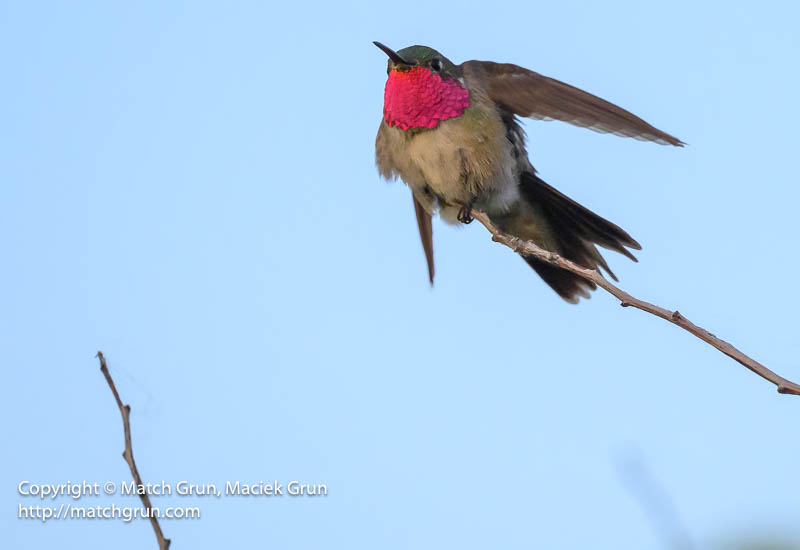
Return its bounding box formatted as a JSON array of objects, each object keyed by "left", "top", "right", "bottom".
[{"left": 373, "top": 41, "right": 411, "bottom": 66}]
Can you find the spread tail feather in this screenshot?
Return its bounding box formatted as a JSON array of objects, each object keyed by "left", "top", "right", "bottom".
[{"left": 491, "top": 172, "right": 640, "bottom": 303}]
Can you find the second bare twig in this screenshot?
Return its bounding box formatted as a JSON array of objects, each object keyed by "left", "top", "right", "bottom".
[{"left": 97, "top": 351, "right": 171, "bottom": 550}]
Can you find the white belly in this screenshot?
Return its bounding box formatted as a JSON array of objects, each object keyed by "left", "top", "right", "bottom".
[{"left": 402, "top": 115, "right": 521, "bottom": 221}]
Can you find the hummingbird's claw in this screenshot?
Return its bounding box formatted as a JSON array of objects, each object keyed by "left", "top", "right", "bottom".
[{"left": 457, "top": 204, "right": 474, "bottom": 224}]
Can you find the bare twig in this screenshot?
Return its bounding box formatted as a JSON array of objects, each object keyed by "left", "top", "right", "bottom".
[
  {"left": 97, "top": 351, "right": 171, "bottom": 549},
  {"left": 471, "top": 211, "right": 800, "bottom": 396}
]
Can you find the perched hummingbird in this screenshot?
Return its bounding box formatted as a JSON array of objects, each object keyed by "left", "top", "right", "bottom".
[{"left": 374, "top": 42, "right": 682, "bottom": 302}]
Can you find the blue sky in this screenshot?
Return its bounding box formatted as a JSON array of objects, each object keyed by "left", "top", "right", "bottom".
[{"left": 2, "top": 1, "right": 799, "bottom": 548}]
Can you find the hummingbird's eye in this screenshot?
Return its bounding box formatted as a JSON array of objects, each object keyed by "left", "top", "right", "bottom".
[{"left": 430, "top": 58, "right": 442, "bottom": 72}]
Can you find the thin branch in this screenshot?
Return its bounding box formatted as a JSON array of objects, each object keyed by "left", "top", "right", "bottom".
[
  {"left": 471, "top": 210, "right": 800, "bottom": 396},
  {"left": 97, "top": 351, "right": 171, "bottom": 549}
]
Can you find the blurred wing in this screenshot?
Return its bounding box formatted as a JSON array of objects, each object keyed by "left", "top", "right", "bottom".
[
  {"left": 462, "top": 60, "right": 683, "bottom": 146},
  {"left": 412, "top": 193, "right": 435, "bottom": 285}
]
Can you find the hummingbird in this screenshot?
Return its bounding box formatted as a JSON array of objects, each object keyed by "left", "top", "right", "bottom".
[{"left": 374, "top": 42, "right": 683, "bottom": 302}]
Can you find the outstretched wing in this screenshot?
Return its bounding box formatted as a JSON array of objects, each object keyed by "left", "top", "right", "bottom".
[
  {"left": 462, "top": 60, "right": 683, "bottom": 146},
  {"left": 412, "top": 193, "right": 435, "bottom": 285}
]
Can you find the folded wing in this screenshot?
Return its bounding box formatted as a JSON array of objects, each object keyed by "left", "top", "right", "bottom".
[{"left": 412, "top": 193, "right": 435, "bottom": 285}]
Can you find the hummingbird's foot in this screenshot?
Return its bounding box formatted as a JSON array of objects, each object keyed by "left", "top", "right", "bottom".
[{"left": 457, "top": 203, "right": 474, "bottom": 224}]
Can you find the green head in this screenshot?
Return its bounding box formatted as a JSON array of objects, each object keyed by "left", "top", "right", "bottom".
[{"left": 373, "top": 42, "right": 457, "bottom": 77}]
